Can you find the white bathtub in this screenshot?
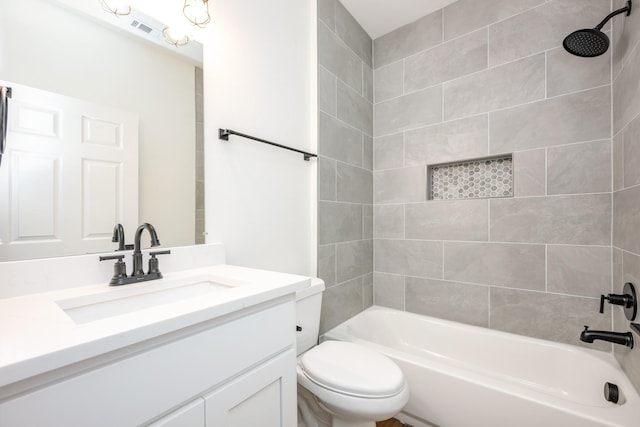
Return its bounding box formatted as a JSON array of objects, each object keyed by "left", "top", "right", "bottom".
[{"left": 323, "top": 306, "right": 640, "bottom": 427}]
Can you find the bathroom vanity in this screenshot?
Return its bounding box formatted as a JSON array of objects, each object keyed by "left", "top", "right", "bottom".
[{"left": 0, "top": 244, "right": 309, "bottom": 426}]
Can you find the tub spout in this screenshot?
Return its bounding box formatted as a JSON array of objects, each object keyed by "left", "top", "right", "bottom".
[{"left": 580, "top": 326, "right": 633, "bottom": 348}]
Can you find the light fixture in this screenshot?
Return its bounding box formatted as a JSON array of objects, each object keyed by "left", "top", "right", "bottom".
[
  {"left": 183, "top": 0, "right": 211, "bottom": 28},
  {"left": 98, "top": 0, "right": 131, "bottom": 16},
  {"left": 162, "top": 27, "right": 190, "bottom": 47}
]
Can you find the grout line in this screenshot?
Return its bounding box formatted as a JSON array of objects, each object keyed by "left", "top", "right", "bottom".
[{"left": 373, "top": 237, "right": 612, "bottom": 248}]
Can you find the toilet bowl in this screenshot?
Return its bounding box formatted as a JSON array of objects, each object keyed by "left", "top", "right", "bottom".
[{"left": 295, "top": 280, "right": 409, "bottom": 427}]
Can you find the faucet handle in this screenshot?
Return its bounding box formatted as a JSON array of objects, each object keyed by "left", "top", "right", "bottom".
[
  {"left": 600, "top": 283, "right": 638, "bottom": 321},
  {"left": 148, "top": 250, "right": 171, "bottom": 275},
  {"left": 599, "top": 295, "right": 608, "bottom": 313},
  {"left": 99, "top": 254, "right": 128, "bottom": 285}
]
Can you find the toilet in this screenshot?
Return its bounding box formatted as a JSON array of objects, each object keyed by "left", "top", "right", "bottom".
[{"left": 295, "top": 279, "right": 409, "bottom": 427}]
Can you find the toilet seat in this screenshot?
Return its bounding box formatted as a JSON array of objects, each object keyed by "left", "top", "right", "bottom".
[{"left": 299, "top": 341, "right": 405, "bottom": 398}]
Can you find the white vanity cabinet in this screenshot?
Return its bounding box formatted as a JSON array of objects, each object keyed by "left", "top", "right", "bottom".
[
  {"left": 0, "top": 299, "right": 297, "bottom": 427},
  {"left": 150, "top": 399, "right": 206, "bottom": 427}
]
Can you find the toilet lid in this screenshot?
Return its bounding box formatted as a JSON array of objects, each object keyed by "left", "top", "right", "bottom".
[{"left": 299, "top": 341, "right": 405, "bottom": 398}]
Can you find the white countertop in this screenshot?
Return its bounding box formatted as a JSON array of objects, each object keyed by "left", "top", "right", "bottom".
[{"left": 0, "top": 264, "right": 310, "bottom": 389}]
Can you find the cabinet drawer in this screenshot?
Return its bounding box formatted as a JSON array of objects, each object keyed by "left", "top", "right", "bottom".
[
  {"left": 149, "top": 399, "right": 205, "bottom": 427},
  {"left": 0, "top": 301, "right": 295, "bottom": 427}
]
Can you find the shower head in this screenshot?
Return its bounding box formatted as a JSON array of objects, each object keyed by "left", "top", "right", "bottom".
[
  {"left": 563, "top": 0, "right": 632, "bottom": 58},
  {"left": 563, "top": 29, "right": 610, "bottom": 57}
]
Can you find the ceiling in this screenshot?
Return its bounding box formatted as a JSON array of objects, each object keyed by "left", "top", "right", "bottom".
[{"left": 340, "top": 0, "right": 459, "bottom": 39}]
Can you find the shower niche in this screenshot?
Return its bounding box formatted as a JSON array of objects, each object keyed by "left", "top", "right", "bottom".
[{"left": 428, "top": 154, "right": 513, "bottom": 201}]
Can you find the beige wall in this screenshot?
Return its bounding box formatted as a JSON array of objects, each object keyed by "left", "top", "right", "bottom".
[{"left": 0, "top": 0, "right": 196, "bottom": 251}]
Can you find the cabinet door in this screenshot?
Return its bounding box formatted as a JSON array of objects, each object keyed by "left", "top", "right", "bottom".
[
  {"left": 148, "top": 399, "right": 205, "bottom": 427},
  {"left": 204, "top": 349, "right": 296, "bottom": 427}
]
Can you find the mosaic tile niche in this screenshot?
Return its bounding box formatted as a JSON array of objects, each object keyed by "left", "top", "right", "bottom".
[{"left": 428, "top": 155, "right": 513, "bottom": 200}]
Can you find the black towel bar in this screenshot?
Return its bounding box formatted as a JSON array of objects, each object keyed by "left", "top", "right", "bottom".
[{"left": 219, "top": 128, "right": 317, "bottom": 161}]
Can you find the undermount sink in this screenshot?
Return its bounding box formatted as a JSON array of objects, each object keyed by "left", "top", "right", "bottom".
[{"left": 56, "top": 275, "right": 244, "bottom": 325}]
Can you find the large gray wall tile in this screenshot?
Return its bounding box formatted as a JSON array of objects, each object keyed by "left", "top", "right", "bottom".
[
  {"left": 363, "top": 64, "right": 373, "bottom": 103},
  {"left": 490, "top": 86, "right": 611, "bottom": 153},
  {"left": 374, "top": 62, "right": 403, "bottom": 103},
  {"left": 623, "top": 113, "right": 640, "bottom": 187},
  {"left": 374, "top": 133, "right": 403, "bottom": 170},
  {"left": 335, "top": 0, "right": 372, "bottom": 66},
  {"left": 405, "top": 277, "right": 489, "bottom": 327},
  {"left": 490, "top": 194, "right": 612, "bottom": 245},
  {"left": 404, "top": 115, "right": 488, "bottom": 166},
  {"left": 374, "top": 10, "right": 443, "bottom": 68},
  {"left": 320, "top": 277, "right": 363, "bottom": 334},
  {"left": 489, "top": 0, "right": 610, "bottom": 66},
  {"left": 337, "top": 163, "right": 373, "bottom": 203},
  {"left": 337, "top": 81, "right": 373, "bottom": 135},
  {"left": 547, "top": 46, "right": 611, "bottom": 98},
  {"left": 363, "top": 273, "right": 374, "bottom": 308},
  {"left": 363, "top": 204, "right": 373, "bottom": 239},
  {"left": 319, "top": 112, "right": 363, "bottom": 166},
  {"left": 614, "top": 251, "right": 640, "bottom": 392},
  {"left": 363, "top": 134, "right": 373, "bottom": 170},
  {"left": 547, "top": 140, "right": 612, "bottom": 195},
  {"left": 374, "top": 204, "right": 404, "bottom": 238},
  {"left": 319, "top": 201, "right": 363, "bottom": 244},
  {"left": 614, "top": 39, "right": 640, "bottom": 134},
  {"left": 613, "top": 185, "right": 640, "bottom": 254},
  {"left": 375, "top": 239, "right": 443, "bottom": 278},
  {"left": 319, "top": 157, "right": 336, "bottom": 201},
  {"left": 444, "top": 242, "right": 545, "bottom": 290},
  {"left": 613, "top": 247, "right": 623, "bottom": 296},
  {"left": 375, "top": 85, "right": 443, "bottom": 136},
  {"left": 443, "top": 0, "right": 544, "bottom": 41},
  {"left": 444, "top": 54, "right": 545, "bottom": 120},
  {"left": 336, "top": 239, "right": 373, "bottom": 283},
  {"left": 405, "top": 200, "right": 489, "bottom": 241},
  {"left": 613, "top": 0, "right": 640, "bottom": 80},
  {"left": 318, "top": 244, "right": 336, "bottom": 287},
  {"left": 547, "top": 245, "right": 611, "bottom": 298},
  {"left": 319, "top": 66, "right": 337, "bottom": 115},
  {"left": 318, "top": 0, "right": 335, "bottom": 30},
  {"left": 405, "top": 29, "right": 488, "bottom": 92},
  {"left": 613, "top": 133, "right": 624, "bottom": 192},
  {"left": 374, "top": 166, "right": 427, "bottom": 203},
  {"left": 318, "top": 22, "right": 363, "bottom": 92},
  {"left": 374, "top": 272, "right": 405, "bottom": 310},
  {"left": 490, "top": 288, "right": 611, "bottom": 350},
  {"left": 514, "top": 149, "right": 546, "bottom": 197}
]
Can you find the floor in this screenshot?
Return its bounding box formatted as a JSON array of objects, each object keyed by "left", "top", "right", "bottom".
[{"left": 377, "top": 419, "right": 406, "bottom": 427}]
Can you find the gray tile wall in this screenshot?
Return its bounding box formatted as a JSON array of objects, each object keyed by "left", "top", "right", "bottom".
[
  {"left": 371, "top": 0, "right": 614, "bottom": 351},
  {"left": 317, "top": 0, "right": 373, "bottom": 334},
  {"left": 195, "top": 67, "right": 205, "bottom": 245},
  {"left": 612, "top": 0, "right": 640, "bottom": 395}
]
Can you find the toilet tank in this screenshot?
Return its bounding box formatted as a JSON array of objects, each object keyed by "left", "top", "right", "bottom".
[{"left": 295, "top": 278, "right": 325, "bottom": 355}]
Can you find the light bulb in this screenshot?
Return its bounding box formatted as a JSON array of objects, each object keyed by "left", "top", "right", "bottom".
[
  {"left": 162, "top": 27, "right": 190, "bottom": 47},
  {"left": 183, "top": 0, "right": 211, "bottom": 28},
  {"left": 98, "top": 0, "right": 131, "bottom": 16}
]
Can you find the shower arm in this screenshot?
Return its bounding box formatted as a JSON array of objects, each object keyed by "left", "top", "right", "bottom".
[{"left": 595, "top": 1, "right": 632, "bottom": 30}]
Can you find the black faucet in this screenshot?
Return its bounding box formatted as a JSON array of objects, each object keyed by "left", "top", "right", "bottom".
[
  {"left": 132, "top": 223, "right": 161, "bottom": 276},
  {"left": 580, "top": 326, "right": 634, "bottom": 348},
  {"left": 100, "top": 223, "right": 170, "bottom": 286},
  {"left": 112, "top": 223, "right": 126, "bottom": 251}
]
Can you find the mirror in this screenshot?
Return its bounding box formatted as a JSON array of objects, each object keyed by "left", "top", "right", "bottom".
[{"left": 0, "top": 0, "right": 205, "bottom": 261}]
